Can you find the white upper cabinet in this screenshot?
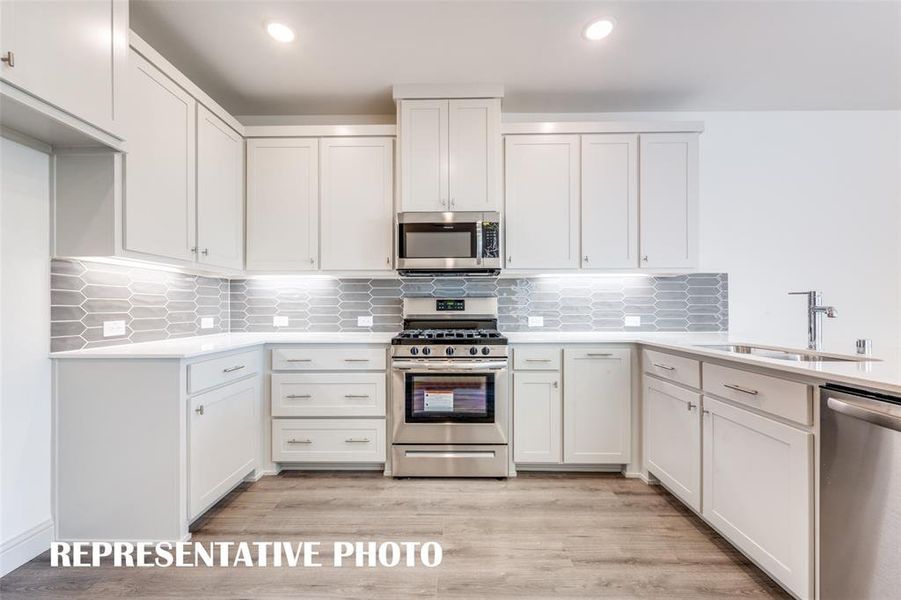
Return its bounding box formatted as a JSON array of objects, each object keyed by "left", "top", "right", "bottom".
[
  {"left": 196, "top": 106, "right": 244, "bottom": 270},
  {"left": 320, "top": 137, "right": 394, "bottom": 271},
  {"left": 399, "top": 98, "right": 500, "bottom": 212},
  {"left": 643, "top": 375, "right": 702, "bottom": 511},
  {"left": 563, "top": 347, "right": 632, "bottom": 464},
  {"left": 504, "top": 135, "right": 580, "bottom": 270},
  {"left": 0, "top": 0, "right": 127, "bottom": 139},
  {"left": 246, "top": 138, "right": 319, "bottom": 271},
  {"left": 581, "top": 134, "right": 639, "bottom": 269},
  {"left": 124, "top": 51, "right": 197, "bottom": 262},
  {"left": 448, "top": 99, "right": 500, "bottom": 211},
  {"left": 639, "top": 133, "right": 699, "bottom": 269},
  {"left": 399, "top": 99, "right": 448, "bottom": 211}
]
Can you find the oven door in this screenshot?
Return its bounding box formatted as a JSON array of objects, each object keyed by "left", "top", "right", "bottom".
[{"left": 391, "top": 360, "right": 508, "bottom": 445}]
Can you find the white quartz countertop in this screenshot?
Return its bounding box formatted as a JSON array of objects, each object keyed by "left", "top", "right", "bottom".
[{"left": 50, "top": 331, "right": 901, "bottom": 395}]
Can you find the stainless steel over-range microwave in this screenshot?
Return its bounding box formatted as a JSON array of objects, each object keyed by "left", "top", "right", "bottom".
[{"left": 396, "top": 212, "right": 501, "bottom": 276}]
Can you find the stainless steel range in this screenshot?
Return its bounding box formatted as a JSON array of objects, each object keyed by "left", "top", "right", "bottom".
[{"left": 390, "top": 297, "right": 509, "bottom": 477}]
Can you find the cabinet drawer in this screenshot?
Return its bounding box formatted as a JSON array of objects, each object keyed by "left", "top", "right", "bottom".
[
  {"left": 271, "top": 347, "right": 386, "bottom": 371},
  {"left": 513, "top": 346, "right": 562, "bottom": 370},
  {"left": 272, "top": 419, "right": 386, "bottom": 463},
  {"left": 702, "top": 363, "right": 812, "bottom": 425},
  {"left": 271, "top": 373, "right": 386, "bottom": 417},
  {"left": 643, "top": 349, "right": 700, "bottom": 389},
  {"left": 188, "top": 351, "right": 259, "bottom": 395}
]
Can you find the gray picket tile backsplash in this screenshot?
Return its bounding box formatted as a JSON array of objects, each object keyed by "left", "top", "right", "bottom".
[{"left": 51, "top": 259, "right": 727, "bottom": 351}]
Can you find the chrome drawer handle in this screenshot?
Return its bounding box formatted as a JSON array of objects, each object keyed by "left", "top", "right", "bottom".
[
  {"left": 723, "top": 383, "right": 759, "bottom": 396},
  {"left": 586, "top": 353, "right": 613, "bottom": 358},
  {"left": 525, "top": 358, "right": 551, "bottom": 362},
  {"left": 344, "top": 358, "right": 370, "bottom": 362},
  {"left": 652, "top": 363, "right": 675, "bottom": 371},
  {"left": 288, "top": 439, "right": 312, "bottom": 444},
  {"left": 286, "top": 358, "right": 312, "bottom": 362},
  {"left": 286, "top": 394, "right": 312, "bottom": 399},
  {"left": 344, "top": 394, "right": 370, "bottom": 398},
  {"left": 345, "top": 438, "right": 370, "bottom": 443},
  {"left": 223, "top": 365, "right": 245, "bottom": 373}
]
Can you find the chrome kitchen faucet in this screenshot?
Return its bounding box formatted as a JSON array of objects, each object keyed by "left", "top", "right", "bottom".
[{"left": 789, "top": 290, "right": 837, "bottom": 351}]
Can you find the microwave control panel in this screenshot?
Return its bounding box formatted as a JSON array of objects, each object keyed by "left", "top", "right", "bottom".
[{"left": 482, "top": 222, "right": 500, "bottom": 258}]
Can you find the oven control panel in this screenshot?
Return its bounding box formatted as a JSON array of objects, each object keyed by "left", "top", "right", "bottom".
[{"left": 391, "top": 345, "right": 508, "bottom": 359}]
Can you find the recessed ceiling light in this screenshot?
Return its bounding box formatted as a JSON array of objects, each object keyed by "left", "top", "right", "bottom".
[
  {"left": 266, "top": 22, "right": 295, "bottom": 43},
  {"left": 583, "top": 18, "right": 615, "bottom": 41}
]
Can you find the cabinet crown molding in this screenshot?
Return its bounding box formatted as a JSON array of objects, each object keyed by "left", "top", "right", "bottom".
[{"left": 392, "top": 83, "right": 504, "bottom": 100}]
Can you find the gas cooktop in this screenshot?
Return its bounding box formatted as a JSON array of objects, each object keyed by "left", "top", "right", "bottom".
[{"left": 392, "top": 328, "right": 507, "bottom": 345}]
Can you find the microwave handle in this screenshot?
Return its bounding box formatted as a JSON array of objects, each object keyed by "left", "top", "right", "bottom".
[{"left": 476, "top": 220, "right": 483, "bottom": 263}]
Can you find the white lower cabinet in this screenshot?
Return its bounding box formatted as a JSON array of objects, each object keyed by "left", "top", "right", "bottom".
[
  {"left": 271, "top": 372, "right": 386, "bottom": 417},
  {"left": 188, "top": 377, "right": 259, "bottom": 520},
  {"left": 272, "top": 419, "right": 386, "bottom": 463},
  {"left": 643, "top": 375, "right": 701, "bottom": 511},
  {"left": 702, "top": 395, "right": 812, "bottom": 599},
  {"left": 513, "top": 345, "right": 632, "bottom": 466},
  {"left": 513, "top": 371, "right": 562, "bottom": 464},
  {"left": 563, "top": 347, "right": 631, "bottom": 463}
]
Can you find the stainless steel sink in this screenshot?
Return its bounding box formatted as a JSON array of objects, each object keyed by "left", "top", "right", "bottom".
[{"left": 698, "top": 344, "right": 874, "bottom": 363}]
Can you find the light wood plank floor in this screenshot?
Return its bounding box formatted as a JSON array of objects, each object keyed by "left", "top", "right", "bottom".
[{"left": 1, "top": 472, "right": 789, "bottom": 599}]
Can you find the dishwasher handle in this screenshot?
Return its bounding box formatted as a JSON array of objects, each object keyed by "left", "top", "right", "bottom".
[{"left": 827, "top": 395, "right": 901, "bottom": 432}]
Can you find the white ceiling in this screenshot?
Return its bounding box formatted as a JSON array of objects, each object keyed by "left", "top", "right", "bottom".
[{"left": 129, "top": 1, "right": 901, "bottom": 116}]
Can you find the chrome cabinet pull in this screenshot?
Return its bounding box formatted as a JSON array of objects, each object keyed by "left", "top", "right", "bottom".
[
  {"left": 552, "top": 381, "right": 559, "bottom": 388},
  {"left": 583, "top": 256, "right": 589, "bottom": 263},
  {"left": 687, "top": 402, "right": 697, "bottom": 411},
  {"left": 190, "top": 246, "right": 198, "bottom": 254},
  {"left": 723, "top": 383, "right": 759, "bottom": 396},
  {"left": 344, "top": 358, "right": 370, "bottom": 362},
  {"left": 525, "top": 358, "right": 551, "bottom": 362},
  {"left": 288, "top": 439, "right": 312, "bottom": 444},
  {"left": 286, "top": 358, "right": 312, "bottom": 362},
  {"left": 201, "top": 248, "right": 209, "bottom": 256},
  {"left": 702, "top": 409, "right": 710, "bottom": 416},
  {"left": 286, "top": 394, "right": 311, "bottom": 399},
  {"left": 344, "top": 394, "right": 370, "bottom": 399},
  {"left": 2, "top": 51, "right": 14, "bottom": 67},
  {"left": 652, "top": 362, "right": 675, "bottom": 371},
  {"left": 586, "top": 353, "right": 613, "bottom": 358},
  {"left": 223, "top": 365, "right": 245, "bottom": 373},
  {"left": 345, "top": 438, "right": 370, "bottom": 443},
  {"left": 194, "top": 405, "right": 204, "bottom": 415},
  {"left": 642, "top": 255, "right": 648, "bottom": 262}
]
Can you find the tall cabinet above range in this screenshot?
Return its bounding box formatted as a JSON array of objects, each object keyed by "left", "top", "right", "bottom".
[{"left": 394, "top": 84, "right": 503, "bottom": 212}]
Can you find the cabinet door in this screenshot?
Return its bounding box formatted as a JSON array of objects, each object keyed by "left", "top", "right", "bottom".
[
  {"left": 513, "top": 371, "right": 562, "bottom": 464},
  {"left": 189, "top": 378, "right": 259, "bottom": 520},
  {"left": 196, "top": 105, "right": 244, "bottom": 270},
  {"left": 124, "top": 51, "right": 197, "bottom": 262},
  {"left": 504, "top": 135, "right": 580, "bottom": 270},
  {"left": 448, "top": 98, "right": 500, "bottom": 211},
  {"left": 639, "top": 133, "right": 698, "bottom": 269},
  {"left": 563, "top": 347, "right": 632, "bottom": 464},
  {"left": 581, "top": 134, "right": 639, "bottom": 268},
  {"left": 0, "top": 0, "right": 126, "bottom": 136},
  {"left": 643, "top": 375, "right": 701, "bottom": 511},
  {"left": 246, "top": 138, "right": 319, "bottom": 271},
  {"left": 399, "top": 99, "right": 448, "bottom": 211},
  {"left": 320, "top": 137, "right": 394, "bottom": 271},
  {"left": 702, "top": 396, "right": 812, "bottom": 599}
]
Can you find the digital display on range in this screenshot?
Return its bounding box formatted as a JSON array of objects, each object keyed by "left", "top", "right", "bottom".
[{"left": 436, "top": 299, "right": 465, "bottom": 311}]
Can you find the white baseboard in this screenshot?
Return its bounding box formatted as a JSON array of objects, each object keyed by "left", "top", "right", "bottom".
[
  {"left": 622, "top": 470, "right": 653, "bottom": 484},
  {"left": 0, "top": 519, "right": 53, "bottom": 577}
]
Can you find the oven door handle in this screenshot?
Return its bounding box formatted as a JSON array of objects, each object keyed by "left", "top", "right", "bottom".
[{"left": 392, "top": 361, "right": 508, "bottom": 372}]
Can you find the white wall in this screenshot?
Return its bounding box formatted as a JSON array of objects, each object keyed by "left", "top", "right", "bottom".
[
  {"left": 507, "top": 111, "right": 901, "bottom": 355},
  {"left": 0, "top": 137, "right": 52, "bottom": 576}
]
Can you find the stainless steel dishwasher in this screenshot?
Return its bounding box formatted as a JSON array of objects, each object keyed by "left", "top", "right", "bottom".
[{"left": 820, "top": 384, "right": 901, "bottom": 599}]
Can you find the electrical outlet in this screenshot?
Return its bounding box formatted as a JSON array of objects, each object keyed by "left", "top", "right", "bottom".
[
  {"left": 103, "top": 320, "right": 126, "bottom": 337},
  {"left": 273, "top": 315, "right": 289, "bottom": 327},
  {"left": 357, "top": 316, "right": 374, "bottom": 327},
  {"left": 528, "top": 316, "right": 544, "bottom": 328},
  {"left": 624, "top": 315, "right": 641, "bottom": 327},
  {"left": 200, "top": 317, "right": 214, "bottom": 330}
]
